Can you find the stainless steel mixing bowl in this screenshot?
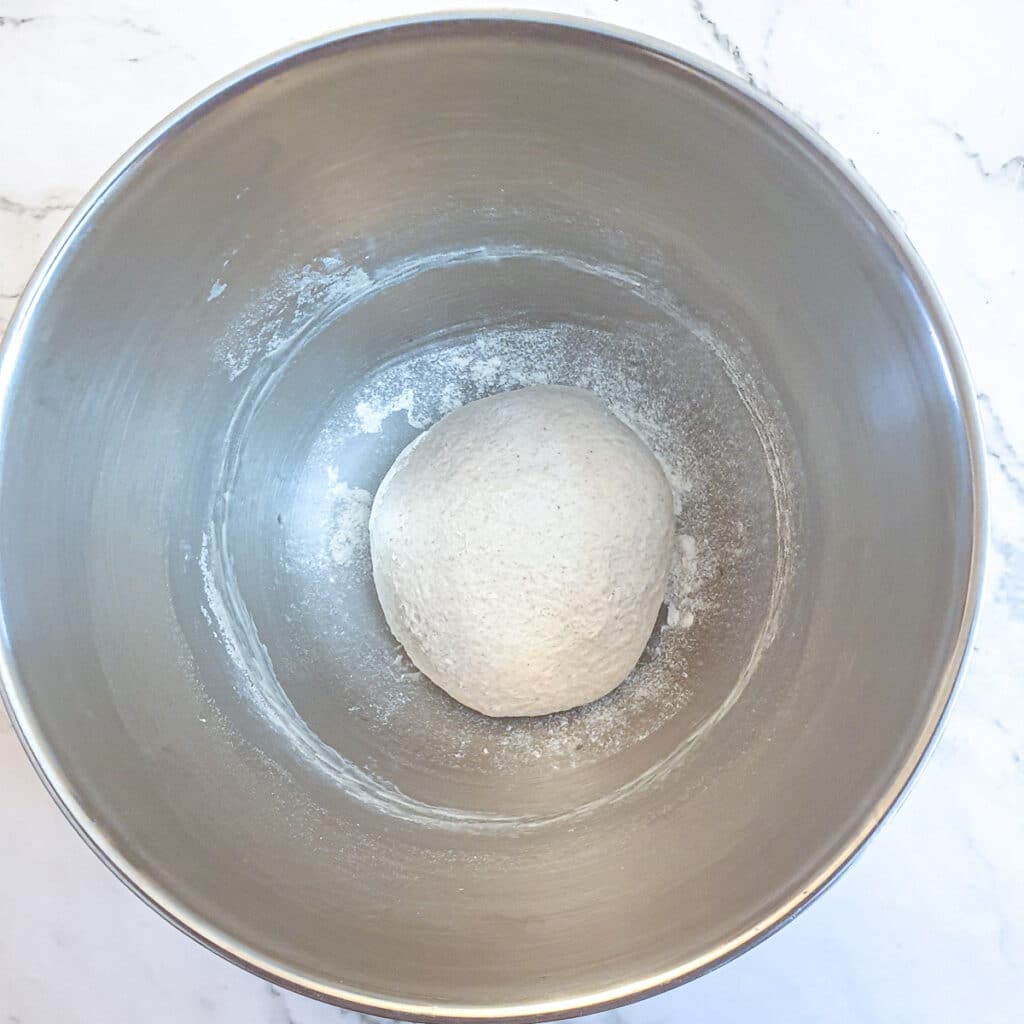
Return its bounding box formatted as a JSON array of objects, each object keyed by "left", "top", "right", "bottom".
[{"left": 0, "top": 14, "right": 986, "bottom": 1023}]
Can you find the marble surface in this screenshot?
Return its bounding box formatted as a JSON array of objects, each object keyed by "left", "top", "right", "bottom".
[{"left": 2, "top": 1, "right": 1022, "bottom": 1021}]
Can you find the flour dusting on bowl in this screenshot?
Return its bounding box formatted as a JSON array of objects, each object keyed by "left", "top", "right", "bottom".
[{"left": 197, "top": 243, "right": 799, "bottom": 826}]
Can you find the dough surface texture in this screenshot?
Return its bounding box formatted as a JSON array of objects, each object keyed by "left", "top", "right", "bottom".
[{"left": 369, "top": 385, "right": 675, "bottom": 717}]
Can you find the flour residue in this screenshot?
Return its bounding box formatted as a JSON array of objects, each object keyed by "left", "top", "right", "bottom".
[
  {"left": 354, "top": 389, "right": 420, "bottom": 434},
  {"left": 214, "top": 254, "right": 372, "bottom": 379},
  {"left": 198, "top": 243, "right": 799, "bottom": 831},
  {"left": 325, "top": 471, "right": 372, "bottom": 570}
]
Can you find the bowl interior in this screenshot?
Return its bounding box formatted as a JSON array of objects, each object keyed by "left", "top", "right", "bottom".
[{"left": 0, "top": 18, "right": 980, "bottom": 1021}]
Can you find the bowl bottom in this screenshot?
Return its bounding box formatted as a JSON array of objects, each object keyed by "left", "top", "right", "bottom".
[{"left": 173, "top": 246, "right": 800, "bottom": 829}]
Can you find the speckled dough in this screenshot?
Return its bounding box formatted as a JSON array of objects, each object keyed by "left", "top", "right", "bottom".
[{"left": 369, "top": 385, "right": 675, "bottom": 717}]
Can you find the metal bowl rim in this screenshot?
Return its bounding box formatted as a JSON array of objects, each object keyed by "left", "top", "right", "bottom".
[{"left": 0, "top": 11, "right": 989, "bottom": 1022}]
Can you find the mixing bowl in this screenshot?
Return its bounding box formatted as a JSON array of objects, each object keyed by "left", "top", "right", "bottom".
[{"left": 0, "top": 14, "right": 985, "bottom": 1022}]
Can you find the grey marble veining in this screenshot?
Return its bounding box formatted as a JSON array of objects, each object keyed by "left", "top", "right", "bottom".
[{"left": 1, "top": 1, "right": 1022, "bottom": 1022}]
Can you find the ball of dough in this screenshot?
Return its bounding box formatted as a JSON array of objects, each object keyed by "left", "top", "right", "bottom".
[{"left": 369, "top": 385, "right": 675, "bottom": 717}]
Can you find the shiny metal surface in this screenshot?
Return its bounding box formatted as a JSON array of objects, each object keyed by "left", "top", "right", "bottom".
[{"left": 0, "top": 14, "right": 985, "bottom": 1023}]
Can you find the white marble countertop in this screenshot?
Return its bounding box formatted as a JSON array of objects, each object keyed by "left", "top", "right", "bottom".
[{"left": 2, "top": 2, "right": 1022, "bottom": 1022}]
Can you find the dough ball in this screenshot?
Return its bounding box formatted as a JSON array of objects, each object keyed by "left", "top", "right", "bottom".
[{"left": 369, "top": 385, "right": 675, "bottom": 717}]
